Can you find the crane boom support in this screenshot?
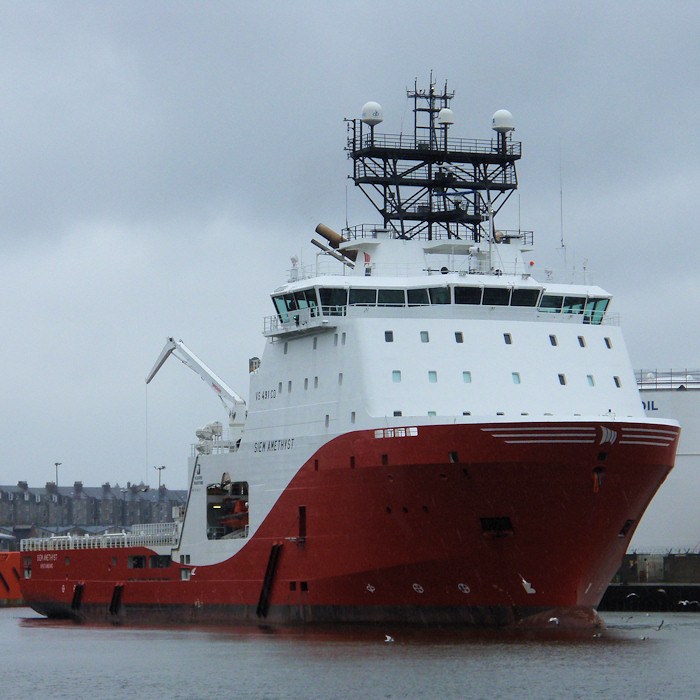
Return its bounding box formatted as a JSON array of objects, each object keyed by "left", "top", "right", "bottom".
[{"left": 146, "top": 337, "right": 246, "bottom": 422}]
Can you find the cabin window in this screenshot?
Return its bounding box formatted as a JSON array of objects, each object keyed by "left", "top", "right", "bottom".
[
  {"left": 455, "top": 331, "right": 463, "bottom": 343},
  {"left": 558, "top": 374, "right": 567, "bottom": 385},
  {"left": 483, "top": 287, "right": 511, "bottom": 306},
  {"left": 428, "top": 411, "right": 437, "bottom": 416},
  {"left": 454, "top": 286, "right": 482, "bottom": 305},
  {"left": 393, "top": 411, "right": 402, "bottom": 416},
  {"left": 283, "top": 342, "right": 288, "bottom": 355},
  {"left": 338, "top": 373, "right": 343, "bottom": 386},
  {"left": 278, "top": 382, "right": 282, "bottom": 394},
  {"left": 304, "top": 378, "right": 309, "bottom": 390},
  {"left": 325, "top": 414, "right": 330, "bottom": 427},
  {"left": 319, "top": 288, "right": 348, "bottom": 315},
  {"left": 463, "top": 371, "right": 472, "bottom": 383},
  {"left": 563, "top": 296, "right": 585, "bottom": 314},
  {"left": 392, "top": 371, "right": 402, "bottom": 383},
  {"left": 407, "top": 288, "right": 430, "bottom": 306},
  {"left": 540, "top": 295, "right": 563, "bottom": 313},
  {"left": 288, "top": 380, "right": 292, "bottom": 392},
  {"left": 351, "top": 411, "right": 356, "bottom": 424},
  {"left": 549, "top": 334, "right": 558, "bottom": 346},
  {"left": 385, "top": 331, "right": 394, "bottom": 342},
  {"left": 512, "top": 372, "right": 521, "bottom": 384},
  {"left": 313, "top": 337, "right": 317, "bottom": 350},
  {"left": 578, "top": 336, "right": 586, "bottom": 347},
  {"left": 503, "top": 333, "right": 512, "bottom": 345},
  {"left": 334, "top": 334, "right": 338, "bottom": 346},
  {"left": 149, "top": 555, "right": 171, "bottom": 569},
  {"left": 420, "top": 331, "right": 429, "bottom": 343},
  {"left": 587, "top": 375, "right": 595, "bottom": 386},
  {"left": 604, "top": 337, "right": 613, "bottom": 349},
  {"left": 128, "top": 556, "right": 146, "bottom": 569},
  {"left": 378, "top": 289, "right": 406, "bottom": 306},
  {"left": 349, "top": 288, "right": 377, "bottom": 306},
  {"left": 428, "top": 371, "right": 437, "bottom": 383},
  {"left": 614, "top": 376, "right": 621, "bottom": 388},
  {"left": 584, "top": 298, "right": 610, "bottom": 325},
  {"left": 341, "top": 333, "right": 346, "bottom": 345},
  {"left": 206, "top": 480, "right": 249, "bottom": 541},
  {"left": 428, "top": 287, "right": 450, "bottom": 304},
  {"left": 511, "top": 288, "right": 540, "bottom": 306},
  {"left": 314, "top": 376, "right": 319, "bottom": 388}
]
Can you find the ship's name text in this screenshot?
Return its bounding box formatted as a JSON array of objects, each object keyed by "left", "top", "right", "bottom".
[{"left": 254, "top": 438, "right": 295, "bottom": 453}]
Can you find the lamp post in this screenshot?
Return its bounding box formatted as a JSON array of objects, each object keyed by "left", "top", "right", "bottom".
[
  {"left": 54, "top": 462, "right": 62, "bottom": 488},
  {"left": 154, "top": 465, "right": 166, "bottom": 489}
]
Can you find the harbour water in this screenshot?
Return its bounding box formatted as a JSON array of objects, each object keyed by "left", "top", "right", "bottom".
[{"left": 1, "top": 609, "right": 699, "bottom": 698}]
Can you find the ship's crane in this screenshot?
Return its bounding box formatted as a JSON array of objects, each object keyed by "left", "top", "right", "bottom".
[{"left": 145, "top": 337, "right": 246, "bottom": 432}]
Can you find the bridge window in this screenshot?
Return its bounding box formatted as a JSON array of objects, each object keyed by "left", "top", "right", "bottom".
[
  {"left": 349, "top": 288, "right": 377, "bottom": 306},
  {"left": 428, "top": 287, "right": 450, "bottom": 304},
  {"left": 540, "top": 295, "right": 563, "bottom": 313},
  {"left": 378, "top": 289, "right": 406, "bottom": 306},
  {"left": 563, "top": 296, "right": 585, "bottom": 314},
  {"left": 511, "top": 288, "right": 540, "bottom": 306},
  {"left": 319, "top": 288, "right": 348, "bottom": 315},
  {"left": 584, "top": 298, "right": 610, "bottom": 325},
  {"left": 407, "top": 288, "right": 430, "bottom": 306},
  {"left": 483, "top": 287, "right": 511, "bottom": 306},
  {"left": 454, "top": 286, "right": 482, "bottom": 304}
]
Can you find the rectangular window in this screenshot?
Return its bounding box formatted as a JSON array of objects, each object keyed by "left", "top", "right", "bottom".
[
  {"left": 463, "top": 371, "right": 472, "bottom": 383},
  {"left": 454, "top": 286, "right": 482, "bottom": 305},
  {"left": 428, "top": 411, "right": 437, "bottom": 416},
  {"left": 319, "top": 288, "right": 348, "bottom": 316},
  {"left": 578, "top": 336, "right": 586, "bottom": 347},
  {"left": 558, "top": 374, "right": 567, "bottom": 385},
  {"left": 341, "top": 333, "right": 346, "bottom": 345},
  {"left": 511, "top": 288, "right": 540, "bottom": 306},
  {"left": 334, "top": 334, "right": 338, "bottom": 346},
  {"left": 284, "top": 342, "right": 288, "bottom": 355},
  {"left": 604, "top": 337, "right": 613, "bottom": 349},
  {"left": 614, "top": 376, "right": 621, "bottom": 388},
  {"left": 392, "top": 371, "right": 401, "bottom": 383},
  {"left": 584, "top": 298, "right": 610, "bottom": 325},
  {"left": 313, "top": 337, "right": 318, "bottom": 350},
  {"left": 314, "top": 376, "right": 319, "bottom": 389},
  {"left": 393, "top": 411, "right": 402, "bottom": 416},
  {"left": 428, "top": 287, "right": 450, "bottom": 304},
  {"left": 377, "top": 289, "right": 406, "bottom": 307},
  {"left": 288, "top": 380, "right": 292, "bottom": 392},
  {"left": 455, "top": 332, "right": 463, "bottom": 343},
  {"left": 549, "top": 334, "right": 558, "bottom": 346},
  {"left": 298, "top": 506, "right": 306, "bottom": 540},
  {"left": 385, "top": 330, "right": 394, "bottom": 342},
  {"left": 483, "top": 287, "right": 511, "bottom": 306},
  {"left": 512, "top": 372, "right": 521, "bottom": 384},
  {"left": 563, "top": 296, "right": 586, "bottom": 314},
  {"left": 325, "top": 414, "right": 330, "bottom": 427},
  {"left": 351, "top": 411, "right": 356, "bottom": 424},
  {"left": 420, "top": 331, "right": 429, "bottom": 343},
  {"left": 587, "top": 375, "right": 595, "bottom": 386},
  {"left": 278, "top": 382, "right": 282, "bottom": 394},
  {"left": 338, "top": 373, "right": 343, "bottom": 386},
  {"left": 428, "top": 371, "right": 437, "bottom": 383},
  {"left": 407, "top": 288, "right": 430, "bottom": 306},
  {"left": 540, "top": 295, "right": 563, "bottom": 313},
  {"left": 349, "top": 288, "right": 377, "bottom": 306},
  {"left": 304, "top": 378, "right": 309, "bottom": 390},
  {"left": 503, "top": 333, "right": 512, "bottom": 345}
]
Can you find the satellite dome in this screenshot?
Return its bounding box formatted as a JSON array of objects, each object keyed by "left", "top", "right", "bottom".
[
  {"left": 437, "top": 108, "right": 454, "bottom": 125},
  {"left": 492, "top": 109, "right": 515, "bottom": 133},
  {"left": 361, "top": 101, "right": 384, "bottom": 126}
]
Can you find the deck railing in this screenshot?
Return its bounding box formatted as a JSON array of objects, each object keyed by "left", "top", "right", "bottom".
[{"left": 21, "top": 522, "right": 179, "bottom": 551}]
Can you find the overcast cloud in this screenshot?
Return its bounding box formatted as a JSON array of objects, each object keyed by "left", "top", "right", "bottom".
[{"left": 0, "top": 1, "right": 698, "bottom": 546}]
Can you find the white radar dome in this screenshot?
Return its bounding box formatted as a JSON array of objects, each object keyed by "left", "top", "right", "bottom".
[
  {"left": 361, "top": 101, "right": 384, "bottom": 126},
  {"left": 492, "top": 109, "right": 515, "bottom": 133},
  {"left": 437, "top": 108, "right": 454, "bottom": 125}
]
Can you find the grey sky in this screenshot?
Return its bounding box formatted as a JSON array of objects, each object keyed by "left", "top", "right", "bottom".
[{"left": 1, "top": 1, "right": 698, "bottom": 544}]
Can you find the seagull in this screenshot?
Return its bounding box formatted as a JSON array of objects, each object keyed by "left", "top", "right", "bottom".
[
  {"left": 626, "top": 592, "right": 639, "bottom": 599},
  {"left": 384, "top": 635, "right": 394, "bottom": 643},
  {"left": 548, "top": 617, "right": 560, "bottom": 625}
]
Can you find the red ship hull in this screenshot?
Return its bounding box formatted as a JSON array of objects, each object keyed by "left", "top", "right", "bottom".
[{"left": 20, "top": 421, "right": 679, "bottom": 627}]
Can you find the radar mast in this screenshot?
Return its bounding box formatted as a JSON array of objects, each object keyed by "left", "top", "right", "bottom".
[{"left": 346, "top": 75, "right": 521, "bottom": 241}]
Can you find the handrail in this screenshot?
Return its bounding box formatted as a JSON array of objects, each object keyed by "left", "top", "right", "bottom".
[{"left": 636, "top": 369, "right": 700, "bottom": 390}]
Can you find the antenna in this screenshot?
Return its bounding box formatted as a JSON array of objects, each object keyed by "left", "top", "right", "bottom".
[{"left": 559, "top": 141, "right": 565, "bottom": 249}]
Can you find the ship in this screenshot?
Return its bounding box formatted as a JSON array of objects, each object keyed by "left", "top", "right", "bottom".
[{"left": 20, "top": 78, "right": 680, "bottom": 628}]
